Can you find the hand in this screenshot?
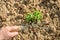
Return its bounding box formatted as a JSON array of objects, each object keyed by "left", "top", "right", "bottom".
[{"left": 0, "top": 26, "right": 18, "bottom": 40}]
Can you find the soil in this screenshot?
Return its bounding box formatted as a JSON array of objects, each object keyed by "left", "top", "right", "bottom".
[{"left": 0, "top": 0, "right": 60, "bottom": 40}]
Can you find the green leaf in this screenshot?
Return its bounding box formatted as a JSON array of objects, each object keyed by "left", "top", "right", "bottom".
[
  {"left": 26, "top": 13, "right": 33, "bottom": 22},
  {"left": 33, "top": 10, "right": 42, "bottom": 21},
  {"left": 25, "top": 10, "right": 42, "bottom": 22}
]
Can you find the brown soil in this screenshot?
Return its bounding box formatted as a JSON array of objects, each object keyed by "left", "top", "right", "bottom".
[{"left": 0, "top": 0, "right": 60, "bottom": 40}]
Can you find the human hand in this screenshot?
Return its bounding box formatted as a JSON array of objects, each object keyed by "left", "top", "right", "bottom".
[{"left": 0, "top": 26, "right": 18, "bottom": 40}]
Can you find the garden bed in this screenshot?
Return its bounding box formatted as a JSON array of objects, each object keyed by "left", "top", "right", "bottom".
[{"left": 0, "top": 0, "right": 60, "bottom": 40}]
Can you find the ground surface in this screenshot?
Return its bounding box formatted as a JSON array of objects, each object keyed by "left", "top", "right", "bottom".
[{"left": 0, "top": 0, "right": 60, "bottom": 40}]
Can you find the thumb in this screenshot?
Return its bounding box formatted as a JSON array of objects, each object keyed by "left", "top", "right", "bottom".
[{"left": 8, "top": 32, "right": 18, "bottom": 37}]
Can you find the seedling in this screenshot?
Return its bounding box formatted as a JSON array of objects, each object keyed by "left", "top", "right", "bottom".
[
  {"left": 25, "top": 10, "right": 42, "bottom": 22},
  {"left": 33, "top": 10, "right": 42, "bottom": 21}
]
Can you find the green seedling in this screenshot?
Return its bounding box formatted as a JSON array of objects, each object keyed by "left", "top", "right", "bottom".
[
  {"left": 33, "top": 10, "right": 42, "bottom": 21},
  {"left": 25, "top": 10, "right": 42, "bottom": 22},
  {"left": 26, "top": 13, "right": 34, "bottom": 22}
]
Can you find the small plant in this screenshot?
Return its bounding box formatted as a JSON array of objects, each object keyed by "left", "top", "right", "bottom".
[
  {"left": 33, "top": 10, "right": 42, "bottom": 21},
  {"left": 25, "top": 13, "right": 34, "bottom": 22},
  {"left": 25, "top": 10, "right": 42, "bottom": 22}
]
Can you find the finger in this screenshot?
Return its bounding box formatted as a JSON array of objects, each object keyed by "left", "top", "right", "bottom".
[
  {"left": 8, "top": 32, "right": 18, "bottom": 37},
  {"left": 6, "top": 26, "right": 18, "bottom": 32}
]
